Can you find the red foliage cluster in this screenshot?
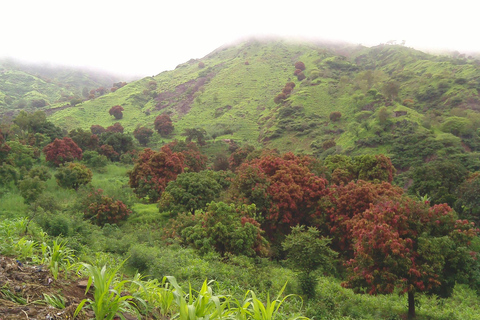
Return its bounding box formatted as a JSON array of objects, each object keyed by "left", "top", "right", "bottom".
[
  {"left": 43, "top": 137, "right": 83, "bottom": 166},
  {"left": 99, "top": 144, "right": 119, "bottom": 161},
  {"left": 109, "top": 105, "right": 124, "bottom": 120},
  {"left": 344, "top": 199, "right": 477, "bottom": 297},
  {"left": 106, "top": 122, "right": 124, "bottom": 133},
  {"left": 321, "top": 180, "right": 403, "bottom": 254},
  {"left": 133, "top": 126, "right": 154, "bottom": 146},
  {"left": 83, "top": 188, "right": 131, "bottom": 226},
  {"left": 234, "top": 153, "right": 328, "bottom": 238},
  {"left": 128, "top": 146, "right": 185, "bottom": 202},
  {"left": 294, "top": 61, "right": 306, "bottom": 71},
  {"left": 154, "top": 114, "right": 174, "bottom": 136},
  {"left": 163, "top": 140, "right": 207, "bottom": 172},
  {"left": 228, "top": 144, "right": 256, "bottom": 172},
  {"left": 274, "top": 82, "right": 296, "bottom": 104}
]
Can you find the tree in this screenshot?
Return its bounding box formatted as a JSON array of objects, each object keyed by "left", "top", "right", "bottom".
[
  {"left": 159, "top": 170, "right": 225, "bottom": 215},
  {"left": 455, "top": 173, "right": 480, "bottom": 225},
  {"left": 344, "top": 198, "right": 477, "bottom": 318},
  {"left": 99, "top": 132, "right": 134, "bottom": 158},
  {"left": 164, "top": 140, "right": 207, "bottom": 172},
  {"left": 320, "top": 180, "right": 403, "bottom": 256},
  {"left": 167, "top": 202, "right": 269, "bottom": 257},
  {"left": 409, "top": 159, "right": 468, "bottom": 206},
  {"left": 43, "top": 137, "right": 83, "bottom": 166},
  {"left": 294, "top": 61, "right": 306, "bottom": 71},
  {"left": 154, "top": 114, "right": 174, "bottom": 136},
  {"left": 18, "top": 176, "right": 47, "bottom": 233},
  {"left": 68, "top": 128, "right": 99, "bottom": 151},
  {"left": 324, "top": 154, "right": 396, "bottom": 185},
  {"left": 228, "top": 144, "right": 256, "bottom": 172},
  {"left": 128, "top": 147, "right": 185, "bottom": 202},
  {"left": 230, "top": 153, "right": 328, "bottom": 242},
  {"left": 133, "top": 126, "right": 154, "bottom": 146},
  {"left": 282, "top": 226, "right": 337, "bottom": 298},
  {"left": 377, "top": 106, "right": 390, "bottom": 125},
  {"left": 106, "top": 122, "right": 124, "bottom": 133},
  {"left": 184, "top": 128, "right": 207, "bottom": 146},
  {"left": 109, "top": 105, "right": 124, "bottom": 119},
  {"left": 54, "top": 162, "right": 92, "bottom": 190},
  {"left": 81, "top": 188, "right": 131, "bottom": 226},
  {"left": 90, "top": 125, "right": 106, "bottom": 135},
  {"left": 382, "top": 81, "right": 400, "bottom": 100}
]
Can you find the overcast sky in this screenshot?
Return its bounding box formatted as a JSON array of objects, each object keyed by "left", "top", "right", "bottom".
[{"left": 0, "top": 0, "right": 477, "bottom": 78}]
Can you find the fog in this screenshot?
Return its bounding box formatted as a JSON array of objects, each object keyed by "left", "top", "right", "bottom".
[{"left": 1, "top": 0, "right": 477, "bottom": 77}]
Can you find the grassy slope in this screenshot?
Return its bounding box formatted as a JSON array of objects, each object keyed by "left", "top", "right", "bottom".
[{"left": 47, "top": 39, "right": 480, "bottom": 161}]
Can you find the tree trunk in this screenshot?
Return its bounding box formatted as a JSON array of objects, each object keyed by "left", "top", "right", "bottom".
[{"left": 408, "top": 291, "right": 415, "bottom": 319}]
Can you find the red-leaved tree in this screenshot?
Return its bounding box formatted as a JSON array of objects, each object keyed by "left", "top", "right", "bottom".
[
  {"left": 164, "top": 140, "right": 207, "bottom": 172},
  {"left": 43, "top": 137, "right": 83, "bottom": 166},
  {"left": 231, "top": 153, "right": 328, "bottom": 241},
  {"left": 106, "top": 122, "right": 124, "bottom": 133},
  {"left": 133, "top": 126, "right": 154, "bottom": 146},
  {"left": 154, "top": 114, "right": 174, "bottom": 136},
  {"left": 319, "top": 180, "right": 403, "bottom": 256},
  {"left": 344, "top": 198, "right": 478, "bottom": 318},
  {"left": 128, "top": 146, "right": 185, "bottom": 202},
  {"left": 109, "top": 105, "right": 124, "bottom": 119}
]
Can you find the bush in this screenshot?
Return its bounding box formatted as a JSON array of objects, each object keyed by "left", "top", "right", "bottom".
[
  {"left": 82, "top": 188, "right": 132, "bottom": 226},
  {"left": 82, "top": 151, "right": 108, "bottom": 170},
  {"left": 294, "top": 61, "right": 306, "bottom": 71},
  {"left": 54, "top": 162, "right": 92, "bottom": 190}
]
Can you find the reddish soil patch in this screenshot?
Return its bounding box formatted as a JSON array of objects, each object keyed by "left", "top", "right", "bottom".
[
  {"left": 0, "top": 255, "right": 91, "bottom": 319},
  {"left": 155, "top": 69, "right": 218, "bottom": 116}
]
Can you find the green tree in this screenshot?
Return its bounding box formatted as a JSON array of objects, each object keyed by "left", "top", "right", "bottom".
[
  {"left": 282, "top": 226, "right": 337, "bottom": 298},
  {"left": 170, "top": 202, "right": 270, "bottom": 257},
  {"left": 159, "top": 170, "right": 227, "bottom": 215},
  {"left": 55, "top": 162, "right": 92, "bottom": 191}
]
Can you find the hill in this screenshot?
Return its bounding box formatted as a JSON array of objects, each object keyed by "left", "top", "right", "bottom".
[
  {"left": 45, "top": 38, "right": 480, "bottom": 157},
  {"left": 0, "top": 58, "right": 127, "bottom": 119}
]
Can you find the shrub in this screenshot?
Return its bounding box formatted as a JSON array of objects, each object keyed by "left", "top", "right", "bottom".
[
  {"left": 83, "top": 190, "right": 131, "bottom": 226},
  {"left": 82, "top": 151, "right": 108, "bottom": 170},
  {"left": 54, "top": 162, "right": 92, "bottom": 191},
  {"left": 294, "top": 61, "right": 306, "bottom": 71},
  {"left": 297, "top": 72, "right": 306, "bottom": 81}
]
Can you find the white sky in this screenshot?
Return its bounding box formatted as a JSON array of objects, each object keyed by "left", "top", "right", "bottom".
[{"left": 0, "top": 0, "right": 478, "bottom": 78}]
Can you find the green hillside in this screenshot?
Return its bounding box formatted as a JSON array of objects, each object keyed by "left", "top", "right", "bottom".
[
  {"left": 0, "top": 58, "right": 125, "bottom": 118},
  {"left": 46, "top": 39, "right": 480, "bottom": 160}
]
